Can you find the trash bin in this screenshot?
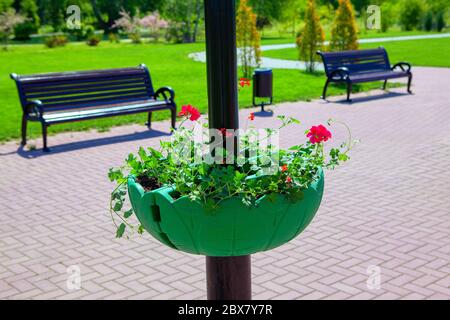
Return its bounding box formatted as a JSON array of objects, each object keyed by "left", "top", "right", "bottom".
[{"left": 253, "top": 68, "right": 273, "bottom": 112}]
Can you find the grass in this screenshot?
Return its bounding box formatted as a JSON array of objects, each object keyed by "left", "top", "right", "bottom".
[
  {"left": 0, "top": 40, "right": 383, "bottom": 142},
  {"left": 263, "top": 37, "right": 450, "bottom": 68}
]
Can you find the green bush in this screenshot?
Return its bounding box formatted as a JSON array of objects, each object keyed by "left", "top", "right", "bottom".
[
  {"left": 423, "top": 10, "right": 434, "bottom": 31},
  {"left": 436, "top": 11, "right": 446, "bottom": 32},
  {"left": 164, "top": 22, "right": 184, "bottom": 44},
  {"left": 14, "top": 22, "right": 37, "bottom": 41},
  {"left": 399, "top": 0, "right": 424, "bottom": 31},
  {"left": 108, "top": 33, "right": 121, "bottom": 43},
  {"left": 380, "top": 2, "right": 397, "bottom": 33},
  {"left": 44, "top": 35, "right": 68, "bottom": 48}
]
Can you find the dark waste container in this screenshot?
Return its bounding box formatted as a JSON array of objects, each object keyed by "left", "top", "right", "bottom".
[{"left": 253, "top": 68, "right": 273, "bottom": 111}]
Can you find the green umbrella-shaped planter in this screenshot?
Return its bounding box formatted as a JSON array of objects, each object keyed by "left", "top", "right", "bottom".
[{"left": 127, "top": 169, "right": 324, "bottom": 257}]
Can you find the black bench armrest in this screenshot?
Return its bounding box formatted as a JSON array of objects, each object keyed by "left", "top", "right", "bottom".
[
  {"left": 24, "top": 100, "right": 44, "bottom": 120},
  {"left": 392, "top": 62, "right": 411, "bottom": 73},
  {"left": 154, "top": 87, "right": 175, "bottom": 103},
  {"left": 329, "top": 67, "right": 350, "bottom": 81}
]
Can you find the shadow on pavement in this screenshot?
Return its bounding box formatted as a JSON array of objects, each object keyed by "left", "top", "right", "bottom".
[{"left": 14, "top": 129, "right": 171, "bottom": 159}]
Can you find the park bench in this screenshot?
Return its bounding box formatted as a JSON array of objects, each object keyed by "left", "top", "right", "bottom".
[
  {"left": 317, "top": 47, "right": 413, "bottom": 102},
  {"left": 11, "top": 64, "right": 176, "bottom": 152}
]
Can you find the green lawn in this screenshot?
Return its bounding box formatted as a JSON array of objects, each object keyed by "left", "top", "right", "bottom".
[
  {"left": 263, "top": 37, "right": 450, "bottom": 68},
  {"left": 0, "top": 41, "right": 383, "bottom": 142}
]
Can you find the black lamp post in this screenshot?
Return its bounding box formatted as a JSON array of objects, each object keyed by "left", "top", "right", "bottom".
[{"left": 204, "top": 0, "right": 252, "bottom": 300}]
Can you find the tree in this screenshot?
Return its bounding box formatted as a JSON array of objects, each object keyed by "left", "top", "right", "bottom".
[
  {"left": 0, "top": 9, "right": 25, "bottom": 49},
  {"left": 380, "top": 1, "right": 397, "bottom": 33},
  {"left": 423, "top": 10, "right": 434, "bottom": 31},
  {"left": 237, "top": 0, "right": 261, "bottom": 78},
  {"left": 0, "top": 0, "right": 13, "bottom": 12},
  {"left": 280, "top": 0, "right": 306, "bottom": 36},
  {"left": 296, "top": 0, "right": 324, "bottom": 73},
  {"left": 163, "top": 0, "right": 203, "bottom": 43},
  {"left": 249, "top": 0, "right": 289, "bottom": 30},
  {"left": 13, "top": 0, "right": 39, "bottom": 40},
  {"left": 436, "top": 11, "right": 446, "bottom": 32},
  {"left": 329, "top": 0, "right": 359, "bottom": 51},
  {"left": 399, "top": 0, "right": 424, "bottom": 31},
  {"left": 91, "top": 0, "right": 164, "bottom": 33}
]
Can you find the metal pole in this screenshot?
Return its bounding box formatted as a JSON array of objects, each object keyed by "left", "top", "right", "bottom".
[{"left": 204, "top": 0, "right": 252, "bottom": 300}]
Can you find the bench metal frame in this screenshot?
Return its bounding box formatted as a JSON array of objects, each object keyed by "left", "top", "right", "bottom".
[
  {"left": 317, "top": 47, "right": 413, "bottom": 102},
  {"left": 11, "top": 64, "right": 176, "bottom": 152}
]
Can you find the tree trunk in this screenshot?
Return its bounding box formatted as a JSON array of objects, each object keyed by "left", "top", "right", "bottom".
[{"left": 193, "top": 0, "right": 202, "bottom": 43}]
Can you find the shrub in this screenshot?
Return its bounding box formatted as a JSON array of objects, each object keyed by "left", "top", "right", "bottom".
[
  {"left": 237, "top": 0, "right": 262, "bottom": 78},
  {"left": 68, "top": 24, "right": 96, "bottom": 41},
  {"left": 399, "top": 0, "right": 424, "bottom": 31},
  {"left": 108, "top": 33, "right": 120, "bottom": 43},
  {"left": 296, "top": 0, "right": 325, "bottom": 73},
  {"left": 423, "top": 10, "right": 434, "bottom": 31},
  {"left": 436, "top": 11, "right": 446, "bottom": 32},
  {"left": 14, "top": 21, "right": 35, "bottom": 41},
  {"left": 165, "top": 22, "right": 184, "bottom": 44},
  {"left": 86, "top": 35, "right": 101, "bottom": 47},
  {"left": 44, "top": 35, "right": 68, "bottom": 48},
  {"left": 380, "top": 2, "right": 397, "bottom": 33},
  {"left": 329, "top": 0, "right": 359, "bottom": 51}
]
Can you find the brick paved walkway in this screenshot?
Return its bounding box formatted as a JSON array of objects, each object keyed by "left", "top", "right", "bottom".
[{"left": 0, "top": 67, "right": 449, "bottom": 300}]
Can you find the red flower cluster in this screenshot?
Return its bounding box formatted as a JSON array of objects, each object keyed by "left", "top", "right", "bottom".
[
  {"left": 178, "top": 105, "right": 201, "bottom": 121},
  {"left": 281, "top": 165, "right": 288, "bottom": 173},
  {"left": 248, "top": 112, "right": 255, "bottom": 121},
  {"left": 307, "top": 125, "right": 332, "bottom": 144},
  {"left": 239, "top": 78, "right": 251, "bottom": 88}
]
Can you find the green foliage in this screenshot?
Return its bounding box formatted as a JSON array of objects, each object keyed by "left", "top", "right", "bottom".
[
  {"left": 424, "top": 10, "right": 434, "bottom": 32},
  {"left": 436, "top": 11, "right": 446, "bottom": 32},
  {"left": 109, "top": 113, "right": 356, "bottom": 238},
  {"left": 44, "top": 35, "right": 68, "bottom": 48},
  {"left": 380, "top": 1, "right": 397, "bottom": 33},
  {"left": 0, "top": 0, "right": 13, "bottom": 12},
  {"left": 399, "top": 0, "right": 425, "bottom": 31},
  {"left": 329, "top": 0, "right": 359, "bottom": 51},
  {"left": 163, "top": 0, "right": 203, "bottom": 43},
  {"left": 296, "top": 0, "right": 325, "bottom": 73},
  {"left": 237, "top": 0, "right": 261, "bottom": 78}
]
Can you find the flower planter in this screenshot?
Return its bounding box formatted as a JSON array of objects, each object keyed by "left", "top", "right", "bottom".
[{"left": 128, "top": 169, "right": 325, "bottom": 257}]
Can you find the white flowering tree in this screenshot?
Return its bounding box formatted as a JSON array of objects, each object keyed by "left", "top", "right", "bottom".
[{"left": 0, "top": 9, "right": 25, "bottom": 50}]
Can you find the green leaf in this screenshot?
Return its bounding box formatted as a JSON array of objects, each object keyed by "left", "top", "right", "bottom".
[
  {"left": 138, "top": 225, "right": 145, "bottom": 235},
  {"left": 116, "top": 224, "right": 126, "bottom": 238},
  {"left": 124, "top": 209, "right": 133, "bottom": 219}
]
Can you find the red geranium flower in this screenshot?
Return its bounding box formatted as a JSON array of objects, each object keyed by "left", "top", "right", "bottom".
[
  {"left": 281, "top": 165, "right": 288, "bottom": 173},
  {"left": 286, "top": 176, "right": 293, "bottom": 184},
  {"left": 248, "top": 112, "right": 255, "bottom": 121},
  {"left": 218, "top": 128, "right": 233, "bottom": 138},
  {"left": 178, "top": 105, "right": 201, "bottom": 121},
  {"left": 307, "top": 125, "right": 332, "bottom": 144},
  {"left": 239, "top": 78, "right": 251, "bottom": 88}
]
